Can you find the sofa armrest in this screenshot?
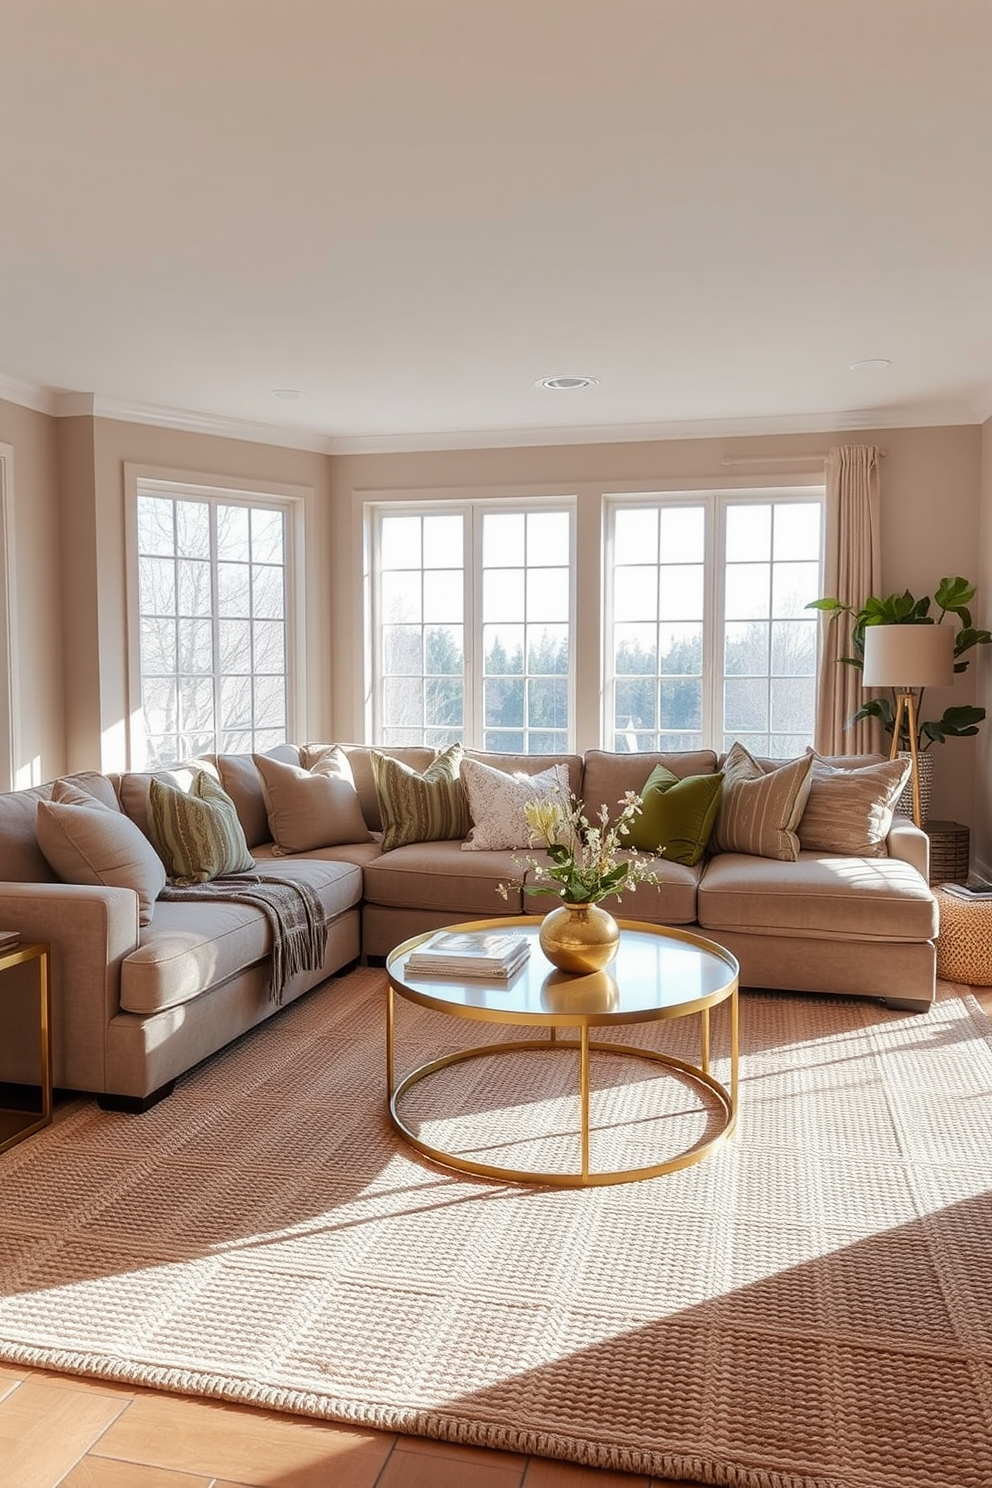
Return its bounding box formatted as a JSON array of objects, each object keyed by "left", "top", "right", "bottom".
[
  {"left": 885, "top": 817, "right": 930, "bottom": 882},
  {"left": 0, "top": 882, "right": 140, "bottom": 1093}
]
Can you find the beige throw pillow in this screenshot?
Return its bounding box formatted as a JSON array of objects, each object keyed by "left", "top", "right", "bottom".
[
  {"left": 714, "top": 742, "right": 814, "bottom": 861},
  {"left": 460, "top": 756, "right": 570, "bottom": 851},
  {"left": 798, "top": 754, "right": 912, "bottom": 856},
  {"left": 254, "top": 748, "right": 371, "bottom": 853},
  {"left": 36, "top": 779, "right": 166, "bottom": 924},
  {"left": 147, "top": 771, "right": 255, "bottom": 884}
]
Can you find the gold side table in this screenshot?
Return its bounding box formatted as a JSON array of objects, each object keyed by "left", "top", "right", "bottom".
[{"left": 0, "top": 942, "right": 52, "bottom": 1153}]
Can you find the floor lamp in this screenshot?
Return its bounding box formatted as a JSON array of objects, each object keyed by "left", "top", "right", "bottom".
[{"left": 861, "top": 624, "right": 955, "bottom": 827}]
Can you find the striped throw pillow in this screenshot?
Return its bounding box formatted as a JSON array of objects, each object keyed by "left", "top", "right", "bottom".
[
  {"left": 798, "top": 754, "right": 911, "bottom": 856},
  {"left": 148, "top": 771, "right": 255, "bottom": 884},
  {"left": 714, "top": 743, "right": 814, "bottom": 861},
  {"left": 371, "top": 744, "right": 470, "bottom": 852}
]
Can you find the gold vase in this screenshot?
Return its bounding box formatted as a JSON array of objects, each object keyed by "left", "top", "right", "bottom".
[{"left": 538, "top": 902, "right": 620, "bottom": 974}]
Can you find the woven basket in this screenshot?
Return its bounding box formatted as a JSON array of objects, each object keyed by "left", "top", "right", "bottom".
[
  {"left": 934, "top": 887, "right": 992, "bottom": 986},
  {"left": 896, "top": 749, "right": 935, "bottom": 823},
  {"left": 925, "top": 820, "right": 970, "bottom": 886}
]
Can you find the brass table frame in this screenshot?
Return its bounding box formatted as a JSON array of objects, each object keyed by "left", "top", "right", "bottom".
[
  {"left": 0, "top": 941, "right": 52, "bottom": 1155},
  {"left": 386, "top": 917, "right": 739, "bottom": 1188}
]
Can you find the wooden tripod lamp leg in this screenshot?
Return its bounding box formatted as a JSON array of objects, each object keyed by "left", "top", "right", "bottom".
[{"left": 889, "top": 692, "right": 922, "bottom": 828}]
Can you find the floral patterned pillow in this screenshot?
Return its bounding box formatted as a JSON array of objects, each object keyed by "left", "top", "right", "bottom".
[{"left": 460, "top": 757, "right": 570, "bottom": 851}]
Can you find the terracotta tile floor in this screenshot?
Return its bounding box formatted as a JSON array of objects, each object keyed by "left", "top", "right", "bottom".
[{"left": 0, "top": 1364, "right": 686, "bottom": 1487}]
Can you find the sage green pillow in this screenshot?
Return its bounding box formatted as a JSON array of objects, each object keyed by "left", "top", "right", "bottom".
[
  {"left": 627, "top": 765, "right": 724, "bottom": 866},
  {"left": 371, "top": 744, "right": 470, "bottom": 852},
  {"left": 148, "top": 771, "right": 255, "bottom": 884}
]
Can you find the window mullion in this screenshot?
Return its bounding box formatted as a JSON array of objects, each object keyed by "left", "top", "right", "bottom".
[
  {"left": 704, "top": 494, "right": 723, "bottom": 750},
  {"left": 466, "top": 505, "right": 482, "bottom": 747},
  {"left": 209, "top": 502, "right": 221, "bottom": 756}
]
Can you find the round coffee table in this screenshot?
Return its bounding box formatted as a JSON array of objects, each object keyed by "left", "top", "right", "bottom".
[{"left": 386, "top": 915, "right": 739, "bottom": 1187}]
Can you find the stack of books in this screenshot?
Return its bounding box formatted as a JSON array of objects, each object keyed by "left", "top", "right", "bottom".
[
  {"left": 940, "top": 881, "right": 992, "bottom": 901},
  {"left": 0, "top": 929, "right": 20, "bottom": 952},
  {"left": 406, "top": 929, "right": 530, "bottom": 979}
]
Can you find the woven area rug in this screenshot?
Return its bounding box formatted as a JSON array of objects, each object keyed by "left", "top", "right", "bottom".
[{"left": 1, "top": 968, "right": 991, "bottom": 1488}]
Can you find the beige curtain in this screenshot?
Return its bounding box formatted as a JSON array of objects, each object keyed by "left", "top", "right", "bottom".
[{"left": 814, "top": 445, "right": 883, "bottom": 756}]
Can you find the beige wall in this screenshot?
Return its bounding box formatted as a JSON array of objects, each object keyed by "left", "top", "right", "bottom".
[
  {"left": 0, "top": 401, "right": 984, "bottom": 834},
  {"left": 0, "top": 397, "right": 65, "bottom": 785},
  {"left": 330, "top": 423, "right": 984, "bottom": 824},
  {"left": 85, "top": 418, "right": 335, "bottom": 770},
  {"left": 976, "top": 418, "right": 992, "bottom": 878}
]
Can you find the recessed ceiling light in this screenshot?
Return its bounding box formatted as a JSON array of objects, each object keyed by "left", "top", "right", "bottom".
[
  {"left": 849, "top": 359, "right": 892, "bottom": 373},
  {"left": 271, "top": 387, "right": 307, "bottom": 400},
  {"left": 535, "top": 375, "right": 600, "bottom": 391}
]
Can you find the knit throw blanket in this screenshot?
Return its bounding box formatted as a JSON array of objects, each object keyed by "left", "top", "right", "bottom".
[{"left": 159, "top": 873, "right": 329, "bottom": 1005}]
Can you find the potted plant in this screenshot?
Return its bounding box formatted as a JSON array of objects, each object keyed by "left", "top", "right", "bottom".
[{"left": 807, "top": 576, "right": 991, "bottom": 749}]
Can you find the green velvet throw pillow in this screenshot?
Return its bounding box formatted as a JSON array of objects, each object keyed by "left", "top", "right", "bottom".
[{"left": 626, "top": 765, "right": 724, "bottom": 866}]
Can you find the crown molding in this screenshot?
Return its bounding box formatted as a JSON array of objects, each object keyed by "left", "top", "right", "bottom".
[
  {"left": 0, "top": 374, "right": 59, "bottom": 416},
  {"left": 61, "top": 394, "right": 337, "bottom": 454},
  {"left": 0, "top": 373, "right": 986, "bottom": 453},
  {"left": 970, "top": 382, "right": 992, "bottom": 426},
  {"left": 324, "top": 400, "right": 985, "bottom": 455}
]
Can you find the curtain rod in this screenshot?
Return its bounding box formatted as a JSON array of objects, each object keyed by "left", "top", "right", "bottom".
[{"left": 720, "top": 449, "right": 887, "bottom": 468}]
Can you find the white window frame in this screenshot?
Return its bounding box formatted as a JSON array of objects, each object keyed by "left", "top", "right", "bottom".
[
  {"left": 124, "top": 467, "right": 308, "bottom": 768},
  {"left": 0, "top": 444, "right": 17, "bottom": 790},
  {"left": 603, "top": 486, "right": 825, "bottom": 754},
  {"left": 365, "top": 495, "right": 577, "bottom": 751}
]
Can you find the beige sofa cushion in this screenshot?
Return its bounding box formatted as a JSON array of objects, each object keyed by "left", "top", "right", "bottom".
[
  {"left": 335, "top": 744, "right": 436, "bottom": 833},
  {"left": 0, "top": 771, "right": 121, "bottom": 884},
  {"left": 362, "top": 839, "right": 702, "bottom": 925},
  {"left": 465, "top": 749, "right": 584, "bottom": 798},
  {"left": 698, "top": 851, "right": 937, "bottom": 942},
  {"left": 210, "top": 746, "right": 301, "bottom": 847},
  {"left": 363, "top": 839, "right": 528, "bottom": 916},
  {"left": 114, "top": 764, "right": 209, "bottom": 839},
  {"left": 580, "top": 751, "right": 719, "bottom": 814},
  {"left": 120, "top": 857, "right": 363, "bottom": 1014}
]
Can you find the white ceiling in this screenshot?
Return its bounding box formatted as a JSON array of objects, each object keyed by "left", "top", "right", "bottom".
[{"left": 2, "top": 0, "right": 991, "bottom": 453}]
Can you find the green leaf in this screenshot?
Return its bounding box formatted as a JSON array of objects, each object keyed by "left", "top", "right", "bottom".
[
  {"left": 955, "top": 626, "right": 992, "bottom": 654},
  {"left": 805, "top": 597, "right": 846, "bottom": 613},
  {"left": 934, "top": 576, "right": 976, "bottom": 612},
  {"left": 926, "top": 705, "right": 987, "bottom": 741},
  {"left": 850, "top": 698, "right": 893, "bottom": 728}
]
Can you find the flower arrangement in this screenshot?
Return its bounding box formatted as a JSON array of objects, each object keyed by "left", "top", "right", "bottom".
[{"left": 498, "top": 788, "right": 659, "bottom": 906}]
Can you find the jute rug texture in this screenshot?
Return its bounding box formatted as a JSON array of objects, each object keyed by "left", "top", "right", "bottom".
[{"left": 1, "top": 967, "right": 991, "bottom": 1488}]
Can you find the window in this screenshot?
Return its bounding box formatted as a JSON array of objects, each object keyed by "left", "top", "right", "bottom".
[
  {"left": 369, "top": 502, "right": 573, "bottom": 751},
  {"left": 132, "top": 483, "right": 296, "bottom": 768},
  {"left": 607, "top": 491, "right": 823, "bottom": 757}
]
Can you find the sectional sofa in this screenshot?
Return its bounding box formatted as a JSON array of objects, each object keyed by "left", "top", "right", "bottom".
[{"left": 0, "top": 744, "right": 938, "bottom": 1110}]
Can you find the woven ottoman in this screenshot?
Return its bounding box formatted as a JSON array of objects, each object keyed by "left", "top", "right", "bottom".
[{"left": 934, "top": 886, "right": 992, "bottom": 986}]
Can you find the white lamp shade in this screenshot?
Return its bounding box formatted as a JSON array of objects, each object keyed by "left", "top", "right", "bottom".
[{"left": 861, "top": 623, "right": 955, "bottom": 689}]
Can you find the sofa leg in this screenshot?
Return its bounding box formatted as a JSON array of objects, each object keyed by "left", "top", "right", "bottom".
[
  {"left": 97, "top": 1080, "right": 176, "bottom": 1114},
  {"left": 882, "top": 997, "right": 932, "bottom": 1014}
]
